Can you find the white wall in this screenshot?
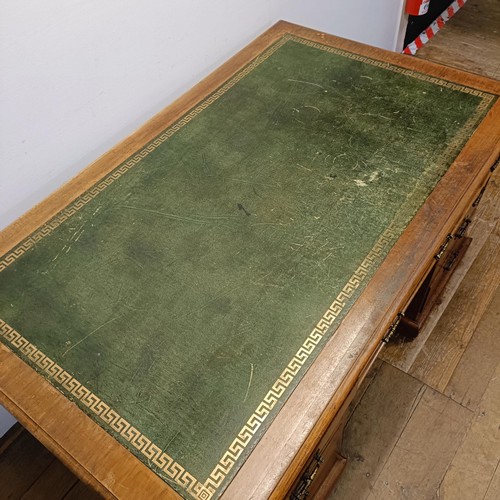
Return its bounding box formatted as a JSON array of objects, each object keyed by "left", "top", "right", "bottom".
[
  {"left": 0, "top": 405, "right": 17, "bottom": 436},
  {"left": 287, "top": 0, "right": 407, "bottom": 51},
  {"left": 0, "top": 0, "right": 405, "bottom": 435}
]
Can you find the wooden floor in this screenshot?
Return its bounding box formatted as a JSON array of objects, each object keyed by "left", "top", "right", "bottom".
[
  {"left": 0, "top": 425, "right": 102, "bottom": 499},
  {"left": 330, "top": 2, "right": 500, "bottom": 499},
  {"left": 416, "top": 0, "right": 500, "bottom": 81},
  {"left": 1, "top": 4, "right": 499, "bottom": 500}
]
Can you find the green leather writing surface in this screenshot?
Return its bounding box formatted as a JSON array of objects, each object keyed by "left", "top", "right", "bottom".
[{"left": 0, "top": 35, "right": 495, "bottom": 499}]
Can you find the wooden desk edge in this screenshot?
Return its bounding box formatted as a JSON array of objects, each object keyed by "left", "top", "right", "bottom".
[
  {"left": 275, "top": 20, "right": 500, "bottom": 94},
  {"left": 1, "top": 20, "right": 499, "bottom": 254},
  {"left": 226, "top": 129, "right": 500, "bottom": 499},
  {"left": 0, "top": 21, "right": 499, "bottom": 500},
  {"left": 223, "top": 22, "right": 500, "bottom": 495},
  {"left": 0, "top": 346, "right": 182, "bottom": 499}
]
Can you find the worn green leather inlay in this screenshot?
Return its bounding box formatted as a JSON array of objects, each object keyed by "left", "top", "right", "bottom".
[{"left": 0, "top": 36, "right": 495, "bottom": 499}]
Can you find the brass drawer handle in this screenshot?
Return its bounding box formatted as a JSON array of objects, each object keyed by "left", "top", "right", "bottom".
[
  {"left": 382, "top": 312, "right": 405, "bottom": 343},
  {"left": 435, "top": 234, "right": 454, "bottom": 261},
  {"left": 455, "top": 218, "right": 471, "bottom": 239},
  {"left": 291, "top": 451, "right": 323, "bottom": 499}
]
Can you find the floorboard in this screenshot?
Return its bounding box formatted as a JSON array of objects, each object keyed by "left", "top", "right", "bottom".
[
  {"left": 444, "top": 284, "right": 500, "bottom": 410},
  {"left": 332, "top": 5, "right": 500, "bottom": 494},
  {"left": 438, "top": 359, "right": 500, "bottom": 499},
  {"left": 366, "top": 386, "right": 473, "bottom": 500},
  {"left": 415, "top": 0, "right": 500, "bottom": 80},
  {"left": 484, "top": 461, "right": 500, "bottom": 500},
  {"left": 20, "top": 459, "right": 78, "bottom": 500},
  {"left": 407, "top": 231, "right": 500, "bottom": 392},
  {"left": 0, "top": 430, "right": 55, "bottom": 499},
  {"left": 0, "top": 430, "right": 102, "bottom": 500},
  {"left": 329, "top": 362, "right": 424, "bottom": 500}
]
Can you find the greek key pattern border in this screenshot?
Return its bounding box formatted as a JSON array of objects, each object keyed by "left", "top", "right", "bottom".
[
  {"left": 204, "top": 224, "right": 396, "bottom": 490},
  {"left": 292, "top": 36, "right": 495, "bottom": 99},
  {"left": 0, "top": 223, "right": 395, "bottom": 500},
  {"left": 0, "top": 33, "right": 496, "bottom": 500},
  {"left": 203, "top": 61, "right": 494, "bottom": 490},
  {"left": 0, "top": 318, "right": 213, "bottom": 499},
  {"left": 0, "top": 34, "right": 290, "bottom": 274},
  {"left": 0, "top": 35, "right": 494, "bottom": 274}
]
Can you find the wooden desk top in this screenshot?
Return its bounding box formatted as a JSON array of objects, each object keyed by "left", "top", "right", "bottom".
[{"left": 1, "top": 22, "right": 499, "bottom": 500}]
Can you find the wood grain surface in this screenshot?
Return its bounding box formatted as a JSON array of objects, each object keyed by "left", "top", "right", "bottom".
[
  {"left": 20, "top": 459, "right": 80, "bottom": 500},
  {"left": 408, "top": 231, "right": 500, "bottom": 392},
  {"left": 381, "top": 169, "right": 500, "bottom": 372},
  {"left": 484, "top": 465, "right": 500, "bottom": 500},
  {"left": 329, "top": 362, "right": 425, "bottom": 499},
  {"left": 328, "top": 9, "right": 500, "bottom": 499},
  {"left": 0, "top": 429, "right": 55, "bottom": 499},
  {"left": 416, "top": 0, "right": 500, "bottom": 81},
  {"left": 0, "top": 427, "right": 106, "bottom": 500},
  {"left": 1, "top": 21, "right": 499, "bottom": 500},
  {"left": 365, "top": 386, "right": 473, "bottom": 500},
  {"left": 439, "top": 359, "right": 500, "bottom": 499},
  {"left": 444, "top": 285, "right": 500, "bottom": 410}
]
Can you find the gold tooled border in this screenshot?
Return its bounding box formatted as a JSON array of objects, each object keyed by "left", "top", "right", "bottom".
[
  {"left": 0, "top": 34, "right": 496, "bottom": 500},
  {"left": 0, "top": 318, "right": 211, "bottom": 499},
  {"left": 203, "top": 82, "right": 494, "bottom": 494},
  {"left": 0, "top": 224, "right": 394, "bottom": 500},
  {"left": 0, "top": 35, "right": 494, "bottom": 274}
]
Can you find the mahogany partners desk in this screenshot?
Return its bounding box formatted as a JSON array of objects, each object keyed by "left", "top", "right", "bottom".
[{"left": 0, "top": 22, "right": 499, "bottom": 500}]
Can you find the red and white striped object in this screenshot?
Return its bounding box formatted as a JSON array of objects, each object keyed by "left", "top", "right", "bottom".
[
  {"left": 403, "top": 0, "right": 468, "bottom": 55},
  {"left": 406, "top": 0, "right": 431, "bottom": 16}
]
